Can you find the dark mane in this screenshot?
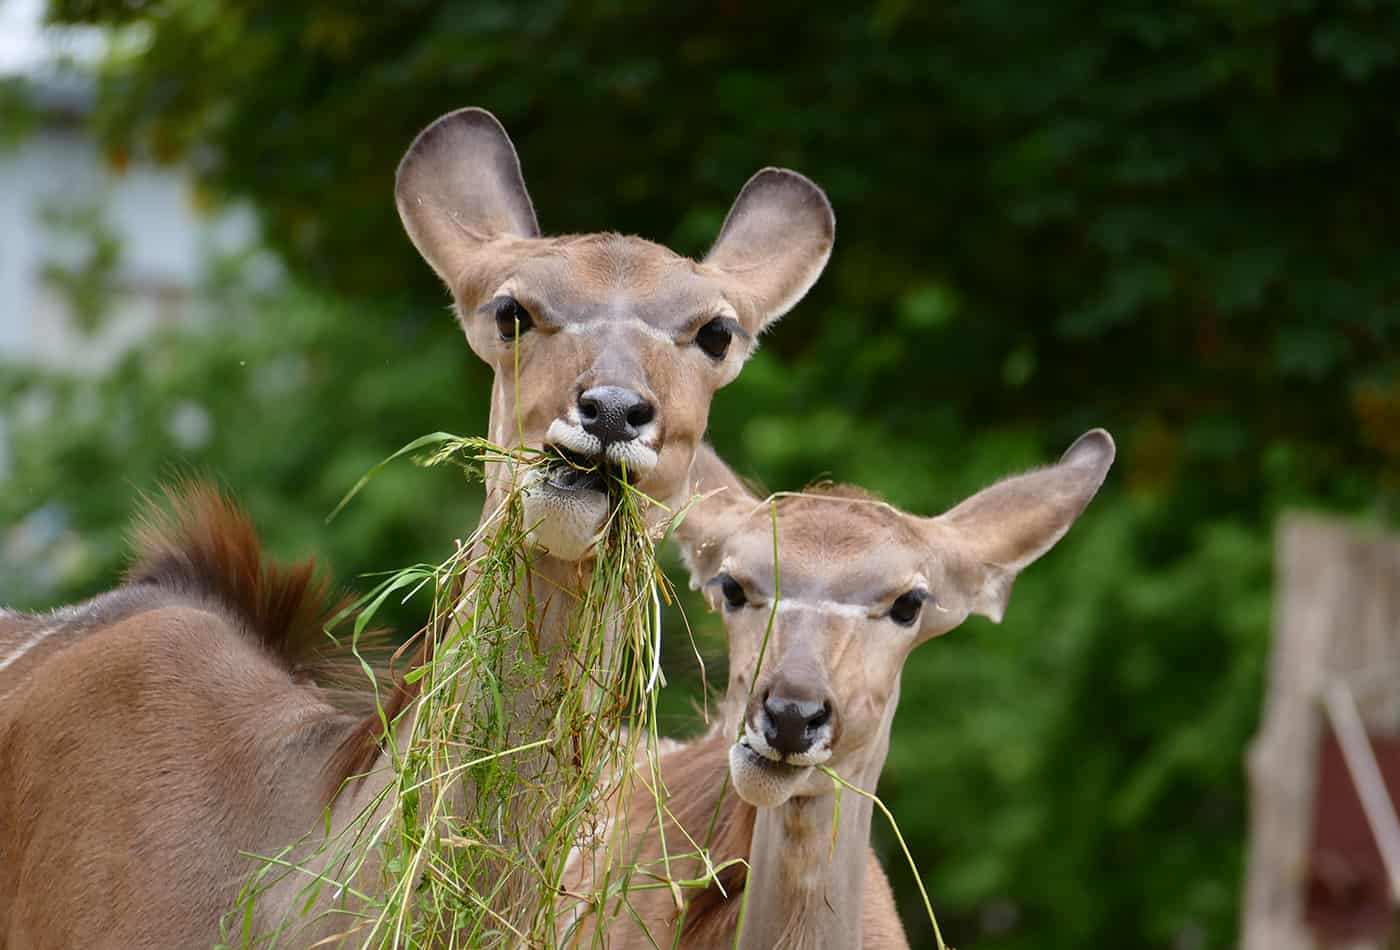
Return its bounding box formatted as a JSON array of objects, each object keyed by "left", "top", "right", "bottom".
[
  {"left": 127, "top": 483, "right": 353, "bottom": 673},
  {"left": 127, "top": 483, "right": 419, "bottom": 799}
]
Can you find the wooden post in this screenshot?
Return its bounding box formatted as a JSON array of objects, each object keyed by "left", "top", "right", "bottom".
[{"left": 1241, "top": 514, "right": 1400, "bottom": 950}]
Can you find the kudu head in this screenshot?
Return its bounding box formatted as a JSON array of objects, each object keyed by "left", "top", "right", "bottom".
[
  {"left": 677, "top": 430, "right": 1115, "bottom": 807},
  {"left": 396, "top": 108, "right": 834, "bottom": 560}
]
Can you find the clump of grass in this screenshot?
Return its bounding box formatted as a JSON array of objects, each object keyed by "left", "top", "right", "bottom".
[{"left": 225, "top": 434, "right": 713, "bottom": 948}]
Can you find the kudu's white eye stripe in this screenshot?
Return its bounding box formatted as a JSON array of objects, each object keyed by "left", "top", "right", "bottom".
[
  {"left": 715, "top": 560, "right": 936, "bottom": 618},
  {"left": 560, "top": 318, "right": 676, "bottom": 345},
  {"left": 554, "top": 313, "right": 752, "bottom": 351},
  {"left": 771, "top": 599, "right": 870, "bottom": 619}
]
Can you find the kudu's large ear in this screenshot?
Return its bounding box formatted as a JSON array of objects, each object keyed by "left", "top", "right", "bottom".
[
  {"left": 704, "top": 169, "right": 835, "bottom": 333},
  {"left": 395, "top": 107, "right": 540, "bottom": 289},
  {"left": 931, "top": 429, "right": 1115, "bottom": 623},
  {"left": 671, "top": 443, "right": 761, "bottom": 590}
]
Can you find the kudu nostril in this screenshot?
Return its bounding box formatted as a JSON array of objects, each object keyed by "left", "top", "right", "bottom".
[
  {"left": 626, "top": 400, "right": 654, "bottom": 429},
  {"left": 577, "top": 386, "right": 654, "bottom": 445},
  {"left": 761, "top": 693, "right": 832, "bottom": 758}
]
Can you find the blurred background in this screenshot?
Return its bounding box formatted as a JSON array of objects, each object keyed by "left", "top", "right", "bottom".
[{"left": 1, "top": 1, "right": 1397, "bottom": 947}]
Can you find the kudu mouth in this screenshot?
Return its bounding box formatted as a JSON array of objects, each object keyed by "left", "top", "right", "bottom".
[
  {"left": 541, "top": 443, "right": 656, "bottom": 495},
  {"left": 542, "top": 418, "right": 659, "bottom": 491},
  {"left": 727, "top": 695, "right": 836, "bottom": 808},
  {"left": 519, "top": 438, "right": 641, "bottom": 562},
  {"left": 522, "top": 419, "right": 661, "bottom": 561},
  {"left": 738, "top": 720, "right": 833, "bottom": 769},
  {"left": 542, "top": 445, "right": 611, "bottom": 494}
]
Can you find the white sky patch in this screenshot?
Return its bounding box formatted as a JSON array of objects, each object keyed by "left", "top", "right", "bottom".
[{"left": 0, "top": 0, "right": 107, "bottom": 77}]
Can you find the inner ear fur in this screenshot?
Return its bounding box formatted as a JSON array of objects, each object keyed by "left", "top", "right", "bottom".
[
  {"left": 395, "top": 107, "right": 540, "bottom": 290},
  {"left": 671, "top": 443, "right": 762, "bottom": 590},
  {"left": 931, "top": 429, "right": 1115, "bottom": 623},
  {"left": 704, "top": 168, "right": 835, "bottom": 334}
]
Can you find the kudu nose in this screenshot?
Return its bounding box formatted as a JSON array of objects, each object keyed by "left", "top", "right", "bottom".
[
  {"left": 577, "top": 386, "right": 655, "bottom": 445},
  {"left": 761, "top": 692, "right": 833, "bottom": 758}
]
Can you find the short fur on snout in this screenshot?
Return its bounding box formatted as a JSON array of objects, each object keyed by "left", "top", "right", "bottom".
[
  {"left": 675, "top": 431, "right": 1116, "bottom": 809},
  {"left": 395, "top": 107, "right": 836, "bottom": 560}
]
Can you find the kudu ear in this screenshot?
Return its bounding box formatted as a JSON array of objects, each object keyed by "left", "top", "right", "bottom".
[
  {"left": 931, "top": 429, "right": 1115, "bottom": 623},
  {"left": 395, "top": 107, "right": 540, "bottom": 289},
  {"left": 671, "top": 443, "right": 761, "bottom": 590},
  {"left": 704, "top": 168, "right": 835, "bottom": 333}
]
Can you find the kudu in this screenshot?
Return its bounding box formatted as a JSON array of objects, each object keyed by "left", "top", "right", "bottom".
[
  {"left": 0, "top": 108, "right": 834, "bottom": 948},
  {"left": 566, "top": 432, "right": 1114, "bottom": 948}
]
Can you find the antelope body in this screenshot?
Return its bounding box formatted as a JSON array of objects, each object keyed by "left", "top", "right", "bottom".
[{"left": 0, "top": 108, "right": 834, "bottom": 948}]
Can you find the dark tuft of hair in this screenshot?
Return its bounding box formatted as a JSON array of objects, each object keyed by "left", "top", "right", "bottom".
[{"left": 126, "top": 483, "right": 352, "bottom": 674}]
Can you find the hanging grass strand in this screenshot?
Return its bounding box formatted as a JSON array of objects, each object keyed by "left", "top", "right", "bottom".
[{"left": 818, "top": 765, "right": 950, "bottom": 950}]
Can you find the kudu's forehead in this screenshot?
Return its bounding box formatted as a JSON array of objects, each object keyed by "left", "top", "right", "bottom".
[
  {"left": 514, "top": 234, "right": 730, "bottom": 332},
  {"left": 722, "top": 499, "right": 932, "bottom": 605}
]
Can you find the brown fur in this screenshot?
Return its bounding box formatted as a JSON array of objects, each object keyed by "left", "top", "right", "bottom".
[
  {"left": 1, "top": 485, "right": 360, "bottom": 707},
  {"left": 0, "top": 587, "right": 172, "bottom": 699},
  {"left": 2, "top": 485, "right": 402, "bottom": 794},
  {"left": 0, "top": 487, "right": 382, "bottom": 947},
  {"left": 128, "top": 484, "right": 425, "bottom": 799},
  {"left": 323, "top": 642, "right": 422, "bottom": 790}
]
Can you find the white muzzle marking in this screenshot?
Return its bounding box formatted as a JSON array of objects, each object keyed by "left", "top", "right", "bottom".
[{"left": 545, "top": 419, "right": 659, "bottom": 480}]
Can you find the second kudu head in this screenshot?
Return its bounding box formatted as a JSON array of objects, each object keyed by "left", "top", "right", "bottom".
[
  {"left": 678, "top": 431, "right": 1115, "bottom": 807},
  {"left": 396, "top": 108, "right": 834, "bottom": 560}
]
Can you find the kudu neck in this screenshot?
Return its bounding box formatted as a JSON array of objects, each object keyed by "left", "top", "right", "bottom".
[{"left": 737, "top": 684, "right": 900, "bottom": 950}]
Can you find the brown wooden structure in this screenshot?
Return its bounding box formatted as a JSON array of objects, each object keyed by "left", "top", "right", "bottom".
[{"left": 1243, "top": 514, "right": 1400, "bottom": 950}]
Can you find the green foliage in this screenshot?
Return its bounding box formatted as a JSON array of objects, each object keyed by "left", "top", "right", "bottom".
[
  {"left": 44, "top": 0, "right": 1400, "bottom": 497},
  {"left": 0, "top": 281, "right": 483, "bottom": 634},
  {"left": 37, "top": 199, "right": 124, "bottom": 333},
  {"left": 0, "top": 77, "right": 40, "bottom": 150},
  {"left": 8, "top": 1, "right": 1400, "bottom": 947}
]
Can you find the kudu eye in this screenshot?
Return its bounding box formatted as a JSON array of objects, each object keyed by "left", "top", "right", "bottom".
[
  {"left": 888, "top": 590, "right": 926, "bottom": 626},
  {"left": 718, "top": 573, "right": 748, "bottom": 609},
  {"left": 493, "top": 296, "right": 534, "bottom": 340},
  {"left": 695, "top": 317, "right": 733, "bottom": 360}
]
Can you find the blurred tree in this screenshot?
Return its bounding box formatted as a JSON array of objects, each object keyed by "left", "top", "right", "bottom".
[
  {"left": 44, "top": 0, "right": 1400, "bottom": 500},
  {"left": 0, "top": 278, "right": 483, "bottom": 634},
  {"left": 6, "top": 0, "right": 1399, "bottom": 947}
]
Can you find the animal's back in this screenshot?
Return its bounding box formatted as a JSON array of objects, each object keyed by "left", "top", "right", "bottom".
[
  {"left": 1, "top": 610, "right": 339, "bottom": 947},
  {"left": 0, "top": 487, "right": 360, "bottom": 949}
]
